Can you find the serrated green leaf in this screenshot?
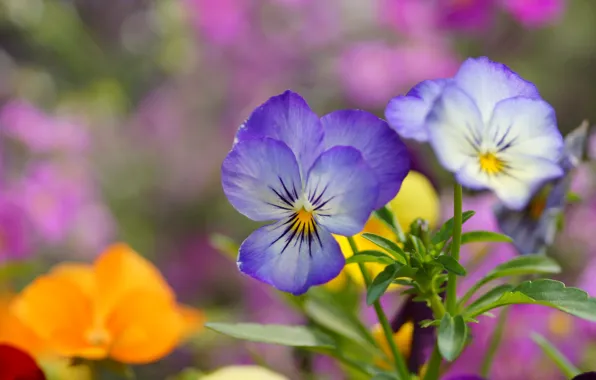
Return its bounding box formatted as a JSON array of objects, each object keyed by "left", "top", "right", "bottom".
[
  {"left": 438, "top": 314, "right": 467, "bottom": 361},
  {"left": 460, "top": 231, "right": 512, "bottom": 245},
  {"left": 465, "top": 279, "right": 596, "bottom": 321},
  {"left": 205, "top": 323, "right": 335, "bottom": 348},
  {"left": 361, "top": 233, "right": 407, "bottom": 263},
  {"left": 435, "top": 255, "right": 467, "bottom": 276},
  {"left": 367, "top": 264, "right": 400, "bottom": 305},
  {"left": 531, "top": 333, "right": 581, "bottom": 378},
  {"left": 345, "top": 250, "right": 395, "bottom": 265},
  {"left": 432, "top": 211, "right": 475, "bottom": 244}
]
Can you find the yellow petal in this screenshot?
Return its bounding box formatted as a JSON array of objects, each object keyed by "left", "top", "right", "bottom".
[
  {"left": 201, "top": 366, "right": 289, "bottom": 380},
  {"left": 372, "top": 321, "right": 414, "bottom": 369},
  {"left": 0, "top": 294, "right": 46, "bottom": 357},
  {"left": 177, "top": 304, "right": 205, "bottom": 339},
  {"left": 388, "top": 171, "right": 440, "bottom": 230},
  {"left": 106, "top": 289, "right": 186, "bottom": 364},
  {"left": 11, "top": 275, "right": 107, "bottom": 359},
  {"left": 94, "top": 243, "right": 173, "bottom": 318},
  {"left": 50, "top": 263, "right": 96, "bottom": 298}
]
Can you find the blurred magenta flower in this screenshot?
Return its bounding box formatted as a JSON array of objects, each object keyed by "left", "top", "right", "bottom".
[
  {"left": 500, "top": 0, "right": 565, "bottom": 28},
  {"left": 0, "top": 101, "right": 89, "bottom": 153},
  {"left": 447, "top": 305, "right": 587, "bottom": 380},
  {"left": 222, "top": 90, "right": 410, "bottom": 294},
  {"left": 0, "top": 199, "right": 31, "bottom": 263},
  {"left": 14, "top": 162, "right": 90, "bottom": 243},
  {"left": 437, "top": 0, "right": 496, "bottom": 32},
  {"left": 184, "top": 0, "right": 250, "bottom": 46}
]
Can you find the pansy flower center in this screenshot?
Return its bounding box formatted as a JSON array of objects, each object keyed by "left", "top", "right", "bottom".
[{"left": 478, "top": 151, "right": 505, "bottom": 175}]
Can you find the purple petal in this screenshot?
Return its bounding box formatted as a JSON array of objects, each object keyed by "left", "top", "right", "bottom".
[
  {"left": 235, "top": 90, "right": 324, "bottom": 175},
  {"left": 321, "top": 110, "right": 410, "bottom": 209},
  {"left": 237, "top": 220, "right": 344, "bottom": 295},
  {"left": 305, "top": 146, "right": 379, "bottom": 236},
  {"left": 385, "top": 79, "right": 451, "bottom": 142},
  {"left": 444, "top": 376, "right": 486, "bottom": 380},
  {"left": 222, "top": 138, "right": 302, "bottom": 222},
  {"left": 427, "top": 83, "right": 484, "bottom": 176},
  {"left": 454, "top": 57, "right": 541, "bottom": 122}
]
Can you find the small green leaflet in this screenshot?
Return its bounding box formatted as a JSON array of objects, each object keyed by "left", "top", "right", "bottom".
[
  {"left": 205, "top": 323, "right": 335, "bottom": 349},
  {"left": 345, "top": 250, "right": 395, "bottom": 265},
  {"left": 438, "top": 314, "right": 468, "bottom": 361},
  {"left": 460, "top": 231, "right": 512, "bottom": 245},
  {"left": 435, "top": 255, "right": 467, "bottom": 276},
  {"left": 432, "top": 211, "right": 475, "bottom": 244},
  {"left": 361, "top": 233, "right": 408, "bottom": 263},
  {"left": 367, "top": 264, "right": 400, "bottom": 305}
]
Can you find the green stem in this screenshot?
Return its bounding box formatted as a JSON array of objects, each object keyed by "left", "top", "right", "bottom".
[
  {"left": 422, "top": 345, "right": 442, "bottom": 380},
  {"left": 480, "top": 307, "right": 510, "bottom": 377},
  {"left": 428, "top": 293, "right": 446, "bottom": 319},
  {"left": 348, "top": 237, "right": 410, "bottom": 380},
  {"left": 446, "top": 183, "right": 463, "bottom": 315}
]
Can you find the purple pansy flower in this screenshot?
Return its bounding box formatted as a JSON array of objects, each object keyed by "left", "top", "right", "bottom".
[
  {"left": 386, "top": 56, "right": 564, "bottom": 210},
  {"left": 222, "top": 90, "right": 410, "bottom": 294},
  {"left": 494, "top": 122, "right": 589, "bottom": 254},
  {"left": 0, "top": 199, "right": 31, "bottom": 263}
]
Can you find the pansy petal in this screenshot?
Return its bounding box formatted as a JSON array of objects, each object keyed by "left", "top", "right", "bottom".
[
  {"left": 454, "top": 57, "right": 540, "bottom": 122},
  {"left": 235, "top": 90, "right": 324, "bottom": 174},
  {"left": 385, "top": 79, "right": 451, "bottom": 142},
  {"left": 321, "top": 110, "right": 410, "bottom": 208},
  {"left": 427, "top": 84, "right": 484, "bottom": 174},
  {"left": 305, "top": 146, "right": 379, "bottom": 236},
  {"left": 94, "top": 244, "right": 173, "bottom": 318},
  {"left": 487, "top": 97, "right": 563, "bottom": 160},
  {"left": 489, "top": 155, "right": 563, "bottom": 210},
  {"left": 222, "top": 138, "right": 302, "bottom": 221},
  {"left": 107, "top": 289, "right": 186, "bottom": 364},
  {"left": 238, "top": 221, "right": 344, "bottom": 295}
]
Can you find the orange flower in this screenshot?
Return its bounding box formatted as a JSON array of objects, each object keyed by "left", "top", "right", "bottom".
[{"left": 10, "top": 243, "right": 204, "bottom": 364}]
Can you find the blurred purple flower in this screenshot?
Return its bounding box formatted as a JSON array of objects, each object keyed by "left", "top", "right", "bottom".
[
  {"left": 438, "top": 0, "right": 496, "bottom": 32},
  {"left": 184, "top": 0, "right": 250, "bottom": 46},
  {"left": 0, "top": 101, "right": 89, "bottom": 153},
  {"left": 338, "top": 42, "right": 458, "bottom": 108},
  {"left": 13, "top": 162, "right": 89, "bottom": 243},
  {"left": 0, "top": 199, "right": 31, "bottom": 263},
  {"left": 501, "top": 0, "right": 565, "bottom": 28},
  {"left": 377, "top": 0, "right": 438, "bottom": 40}
]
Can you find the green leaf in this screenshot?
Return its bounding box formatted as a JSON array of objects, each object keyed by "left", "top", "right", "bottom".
[
  {"left": 303, "top": 297, "right": 377, "bottom": 349},
  {"left": 465, "top": 284, "right": 515, "bottom": 318},
  {"left": 460, "top": 231, "right": 512, "bottom": 245},
  {"left": 409, "top": 235, "right": 427, "bottom": 255},
  {"left": 345, "top": 250, "right": 395, "bottom": 265},
  {"left": 374, "top": 206, "right": 396, "bottom": 229},
  {"left": 367, "top": 264, "right": 400, "bottom": 305},
  {"left": 566, "top": 191, "right": 582, "bottom": 203},
  {"left": 361, "top": 233, "right": 407, "bottom": 263},
  {"left": 435, "top": 255, "right": 467, "bottom": 276},
  {"left": 465, "top": 279, "right": 596, "bottom": 321},
  {"left": 371, "top": 374, "right": 398, "bottom": 380},
  {"left": 438, "top": 314, "right": 467, "bottom": 361},
  {"left": 531, "top": 333, "right": 581, "bottom": 378},
  {"left": 459, "top": 255, "right": 562, "bottom": 308},
  {"left": 205, "top": 323, "right": 335, "bottom": 348},
  {"left": 432, "top": 211, "right": 475, "bottom": 244}
]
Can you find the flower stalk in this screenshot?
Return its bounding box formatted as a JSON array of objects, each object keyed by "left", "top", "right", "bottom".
[
  {"left": 446, "top": 183, "right": 463, "bottom": 315},
  {"left": 348, "top": 237, "right": 410, "bottom": 379}
]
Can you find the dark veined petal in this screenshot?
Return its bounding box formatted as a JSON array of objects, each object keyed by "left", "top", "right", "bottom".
[
  {"left": 493, "top": 122, "right": 589, "bottom": 254},
  {"left": 385, "top": 79, "right": 451, "bottom": 142},
  {"left": 0, "top": 344, "right": 46, "bottom": 380},
  {"left": 304, "top": 146, "right": 379, "bottom": 236},
  {"left": 237, "top": 219, "right": 344, "bottom": 295},
  {"left": 454, "top": 56, "right": 541, "bottom": 122},
  {"left": 234, "top": 90, "right": 324, "bottom": 175},
  {"left": 573, "top": 373, "right": 596, "bottom": 380},
  {"left": 222, "top": 138, "right": 302, "bottom": 222},
  {"left": 321, "top": 110, "right": 410, "bottom": 209}
]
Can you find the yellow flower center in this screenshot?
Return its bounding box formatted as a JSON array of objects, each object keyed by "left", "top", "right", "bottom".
[
  {"left": 294, "top": 208, "right": 314, "bottom": 227},
  {"left": 478, "top": 152, "right": 505, "bottom": 175},
  {"left": 85, "top": 327, "right": 111, "bottom": 346}
]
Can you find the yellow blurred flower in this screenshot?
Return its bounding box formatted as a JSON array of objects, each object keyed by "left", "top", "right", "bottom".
[
  {"left": 10, "top": 243, "right": 204, "bottom": 365},
  {"left": 327, "top": 171, "right": 439, "bottom": 291},
  {"left": 372, "top": 321, "right": 414, "bottom": 369},
  {"left": 200, "top": 366, "right": 289, "bottom": 380}
]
